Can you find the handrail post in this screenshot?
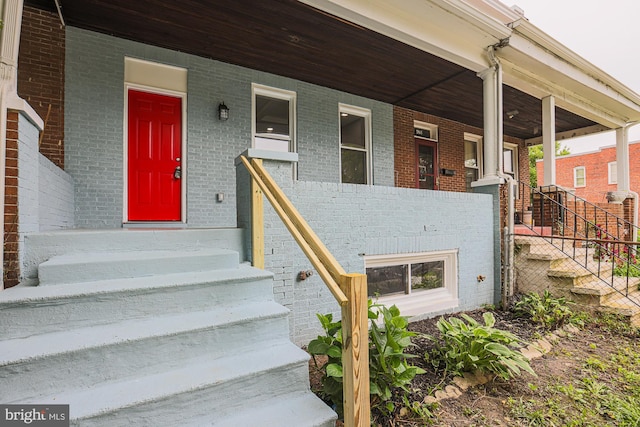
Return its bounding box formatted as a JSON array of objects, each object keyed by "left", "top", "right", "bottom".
[
  {"left": 251, "top": 159, "right": 265, "bottom": 269},
  {"left": 340, "top": 273, "right": 370, "bottom": 427}
]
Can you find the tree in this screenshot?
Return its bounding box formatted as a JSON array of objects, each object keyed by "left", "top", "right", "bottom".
[{"left": 528, "top": 142, "right": 570, "bottom": 187}]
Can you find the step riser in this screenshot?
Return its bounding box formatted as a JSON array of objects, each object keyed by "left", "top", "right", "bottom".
[
  {"left": 2, "top": 315, "right": 290, "bottom": 402},
  {"left": 23, "top": 229, "right": 245, "bottom": 284},
  {"left": 38, "top": 251, "right": 240, "bottom": 286},
  {"left": 0, "top": 276, "right": 275, "bottom": 341},
  {"left": 72, "top": 359, "right": 311, "bottom": 426}
]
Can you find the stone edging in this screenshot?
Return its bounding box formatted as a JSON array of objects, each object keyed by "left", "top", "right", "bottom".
[{"left": 423, "top": 324, "right": 581, "bottom": 404}]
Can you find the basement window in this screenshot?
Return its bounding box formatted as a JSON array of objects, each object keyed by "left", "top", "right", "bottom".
[{"left": 365, "top": 250, "right": 458, "bottom": 317}]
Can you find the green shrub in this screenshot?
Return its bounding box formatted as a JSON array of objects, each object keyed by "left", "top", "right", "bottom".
[
  {"left": 426, "top": 312, "right": 535, "bottom": 380},
  {"left": 307, "top": 301, "right": 425, "bottom": 418},
  {"left": 514, "top": 290, "right": 575, "bottom": 329}
]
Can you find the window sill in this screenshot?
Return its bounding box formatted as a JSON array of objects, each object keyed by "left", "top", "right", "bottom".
[{"left": 374, "top": 288, "right": 458, "bottom": 319}]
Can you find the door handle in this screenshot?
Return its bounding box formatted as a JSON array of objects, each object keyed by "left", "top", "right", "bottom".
[{"left": 174, "top": 166, "right": 182, "bottom": 180}]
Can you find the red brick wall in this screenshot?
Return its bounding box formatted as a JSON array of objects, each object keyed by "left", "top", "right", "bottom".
[
  {"left": 4, "top": 112, "right": 20, "bottom": 289},
  {"left": 535, "top": 142, "right": 640, "bottom": 204},
  {"left": 17, "top": 6, "right": 65, "bottom": 168},
  {"left": 393, "top": 106, "right": 528, "bottom": 194}
]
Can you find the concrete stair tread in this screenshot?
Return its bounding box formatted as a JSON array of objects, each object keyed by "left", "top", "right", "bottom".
[
  {"left": 0, "top": 301, "right": 289, "bottom": 365},
  {"left": 41, "top": 248, "right": 236, "bottom": 265},
  {"left": 38, "top": 248, "right": 240, "bottom": 285},
  {"left": 572, "top": 275, "right": 640, "bottom": 294},
  {"left": 205, "top": 391, "right": 336, "bottom": 427},
  {"left": 23, "top": 342, "right": 310, "bottom": 420},
  {"left": 600, "top": 295, "right": 640, "bottom": 316},
  {"left": 0, "top": 265, "right": 272, "bottom": 304}
]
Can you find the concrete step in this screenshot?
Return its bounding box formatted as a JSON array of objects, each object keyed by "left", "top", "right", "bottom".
[
  {"left": 0, "top": 266, "right": 274, "bottom": 340},
  {"left": 38, "top": 248, "right": 239, "bottom": 285},
  {"left": 32, "top": 342, "right": 313, "bottom": 426},
  {"left": 23, "top": 228, "right": 245, "bottom": 285},
  {"left": 205, "top": 391, "right": 337, "bottom": 427},
  {"left": 0, "top": 301, "right": 290, "bottom": 402},
  {"left": 599, "top": 295, "right": 640, "bottom": 327}
]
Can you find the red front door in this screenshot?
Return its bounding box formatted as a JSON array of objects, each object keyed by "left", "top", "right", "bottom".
[{"left": 128, "top": 90, "right": 182, "bottom": 221}]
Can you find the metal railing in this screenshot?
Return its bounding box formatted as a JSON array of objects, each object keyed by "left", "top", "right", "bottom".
[
  {"left": 515, "top": 181, "right": 640, "bottom": 305},
  {"left": 240, "top": 156, "right": 370, "bottom": 427}
]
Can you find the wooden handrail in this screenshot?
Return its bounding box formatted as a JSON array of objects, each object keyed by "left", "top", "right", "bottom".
[
  {"left": 240, "top": 156, "right": 348, "bottom": 305},
  {"left": 239, "top": 155, "right": 370, "bottom": 427}
]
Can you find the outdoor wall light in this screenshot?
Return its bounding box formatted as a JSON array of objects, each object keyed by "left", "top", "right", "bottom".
[
  {"left": 506, "top": 109, "right": 519, "bottom": 119},
  {"left": 218, "top": 102, "right": 229, "bottom": 121}
]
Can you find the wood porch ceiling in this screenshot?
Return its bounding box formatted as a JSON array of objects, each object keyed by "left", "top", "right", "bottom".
[{"left": 27, "top": 0, "right": 597, "bottom": 141}]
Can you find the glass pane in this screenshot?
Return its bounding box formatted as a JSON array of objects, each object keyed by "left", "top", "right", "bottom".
[
  {"left": 503, "top": 149, "right": 514, "bottom": 174},
  {"left": 366, "top": 265, "right": 407, "bottom": 297},
  {"left": 418, "top": 145, "right": 434, "bottom": 174},
  {"left": 464, "top": 140, "right": 477, "bottom": 168},
  {"left": 465, "top": 168, "right": 478, "bottom": 192},
  {"left": 411, "top": 261, "right": 444, "bottom": 291},
  {"left": 256, "top": 95, "right": 289, "bottom": 137},
  {"left": 340, "top": 114, "right": 366, "bottom": 149},
  {"left": 341, "top": 149, "right": 366, "bottom": 184}
]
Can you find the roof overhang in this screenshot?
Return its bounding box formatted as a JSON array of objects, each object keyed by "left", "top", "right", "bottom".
[{"left": 20, "top": 0, "right": 640, "bottom": 143}]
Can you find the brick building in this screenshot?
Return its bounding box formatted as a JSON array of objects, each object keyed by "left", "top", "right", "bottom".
[{"left": 536, "top": 141, "right": 640, "bottom": 225}]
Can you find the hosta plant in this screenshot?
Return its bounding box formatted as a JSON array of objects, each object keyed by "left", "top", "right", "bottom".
[
  {"left": 307, "top": 301, "right": 425, "bottom": 418},
  {"left": 426, "top": 312, "right": 535, "bottom": 380}
]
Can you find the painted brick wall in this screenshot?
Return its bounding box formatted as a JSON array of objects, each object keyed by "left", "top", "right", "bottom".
[
  {"left": 253, "top": 159, "right": 496, "bottom": 345},
  {"left": 536, "top": 142, "right": 640, "bottom": 204},
  {"left": 38, "top": 155, "right": 74, "bottom": 231},
  {"left": 65, "top": 27, "right": 394, "bottom": 228},
  {"left": 17, "top": 6, "right": 65, "bottom": 168}
]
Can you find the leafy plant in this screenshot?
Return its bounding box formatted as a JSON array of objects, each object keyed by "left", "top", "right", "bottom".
[
  {"left": 514, "top": 290, "right": 576, "bottom": 330},
  {"left": 307, "top": 301, "right": 425, "bottom": 418},
  {"left": 425, "top": 312, "right": 535, "bottom": 380}
]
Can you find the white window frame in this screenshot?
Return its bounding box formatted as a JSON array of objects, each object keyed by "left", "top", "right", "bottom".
[
  {"left": 339, "top": 103, "right": 372, "bottom": 184},
  {"left": 365, "top": 250, "right": 458, "bottom": 318},
  {"left": 608, "top": 162, "right": 617, "bottom": 185},
  {"left": 464, "top": 133, "right": 483, "bottom": 189},
  {"left": 252, "top": 84, "right": 296, "bottom": 153},
  {"left": 503, "top": 142, "right": 518, "bottom": 180},
  {"left": 413, "top": 120, "right": 438, "bottom": 141},
  {"left": 574, "top": 166, "right": 586, "bottom": 188}
]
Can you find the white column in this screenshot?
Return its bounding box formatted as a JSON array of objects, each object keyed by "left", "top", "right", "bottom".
[
  {"left": 475, "top": 66, "right": 501, "bottom": 185},
  {"left": 616, "top": 127, "right": 630, "bottom": 192},
  {"left": 542, "top": 95, "right": 556, "bottom": 186}
]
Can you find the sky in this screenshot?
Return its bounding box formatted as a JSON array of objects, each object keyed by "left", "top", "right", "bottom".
[{"left": 508, "top": 0, "right": 640, "bottom": 153}]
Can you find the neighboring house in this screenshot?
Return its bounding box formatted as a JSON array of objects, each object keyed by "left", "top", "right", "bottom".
[
  {"left": 1, "top": 0, "right": 640, "bottom": 424},
  {"left": 536, "top": 141, "right": 640, "bottom": 212}
]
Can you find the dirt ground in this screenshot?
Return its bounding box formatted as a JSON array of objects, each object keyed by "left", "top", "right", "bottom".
[{"left": 308, "top": 308, "right": 640, "bottom": 426}]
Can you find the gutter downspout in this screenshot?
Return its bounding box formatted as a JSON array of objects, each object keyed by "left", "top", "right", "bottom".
[{"left": 487, "top": 42, "right": 516, "bottom": 309}]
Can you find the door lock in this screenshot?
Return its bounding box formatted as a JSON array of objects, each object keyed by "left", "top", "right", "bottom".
[{"left": 174, "top": 166, "right": 182, "bottom": 179}]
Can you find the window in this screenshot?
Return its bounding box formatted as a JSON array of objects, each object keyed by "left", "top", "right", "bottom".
[
  {"left": 413, "top": 121, "right": 438, "bottom": 141},
  {"left": 252, "top": 84, "right": 296, "bottom": 152},
  {"left": 608, "top": 162, "right": 617, "bottom": 185},
  {"left": 574, "top": 166, "right": 586, "bottom": 187},
  {"left": 340, "top": 104, "right": 371, "bottom": 184},
  {"left": 464, "top": 133, "right": 482, "bottom": 191},
  {"left": 365, "top": 250, "right": 458, "bottom": 317},
  {"left": 503, "top": 143, "right": 518, "bottom": 180}
]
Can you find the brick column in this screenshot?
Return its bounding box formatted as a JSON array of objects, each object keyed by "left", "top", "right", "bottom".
[{"left": 4, "top": 111, "right": 19, "bottom": 288}]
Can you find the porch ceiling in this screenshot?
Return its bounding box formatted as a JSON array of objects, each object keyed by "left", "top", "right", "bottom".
[{"left": 27, "top": 0, "right": 598, "bottom": 141}]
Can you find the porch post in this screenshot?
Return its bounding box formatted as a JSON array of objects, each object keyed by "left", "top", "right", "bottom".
[
  {"left": 542, "top": 95, "right": 556, "bottom": 186},
  {"left": 615, "top": 127, "right": 630, "bottom": 192},
  {"left": 475, "top": 66, "right": 501, "bottom": 185}
]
